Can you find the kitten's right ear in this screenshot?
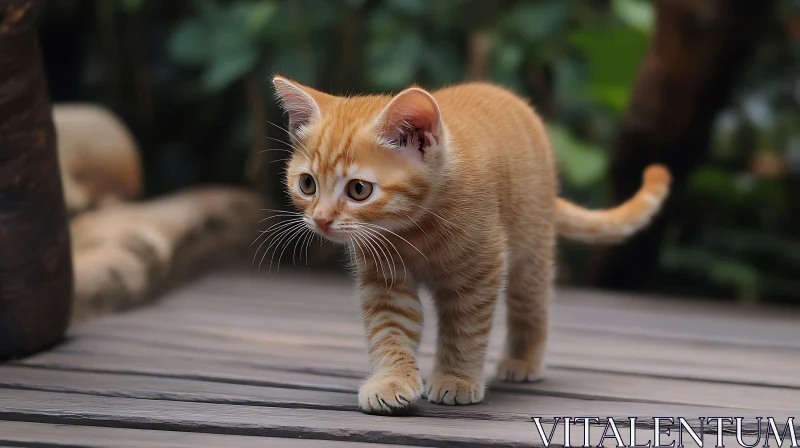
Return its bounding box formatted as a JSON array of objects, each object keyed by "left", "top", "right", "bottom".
[
  {"left": 375, "top": 87, "right": 443, "bottom": 163},
  {"left": 272, "top": 76, "right": 331, "bottom": 135}
]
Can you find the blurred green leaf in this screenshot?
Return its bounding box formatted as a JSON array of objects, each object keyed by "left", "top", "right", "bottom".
[
  {"left": 710, "top": 260, "right": 760, "bottom": 304},
  {"left": 688, "top": 166, "right": 736, "bottom": 198},
  {"left": 488, "top": 34, "right": 525, "bottom": 93},
  {"left": 246, "top": 2, "right": 278, "bottom": 35},
  {"left": 570, "top": 28, "right": 648, "bottom": 113},
  {"left": 612, "top": 0, "right": 654, "bottom": 34},
  {"left": 369, "top": 32, "right": 423, "bottom": 89},
  {"left": 505, "top": 0, "right": 568, "bottom": 42},
  {"left": 496, "top": 40, "right": 524, "bottom": 72},
  {"left": 367, "top": 6, "right": 407, "bottom": 38},
  {"left": 203, "top": 48, "right": 256, "bottom": 91},
  {"left": 271, "top": 45, "right": 317, "bottom": 85},
  {"left": 386, "top": 0, "right": 428, "bottom": 15},
  {"left": 688, "top": 167, "right": 785, "bottom": 209},
  {"left": 169, "top": 20, "right": 210, "bottom": 64},
  {"left": 554, "top": 56, "right": 583, "bottom": 103},
  {"left": 208, "top": 9, "right": 252, "bottom": 56},
  {"left": 702, "top": 228, "right": 800, "bottom": 265},
  {"left": 120, "top": 0, "right": 144, "bottom": 13},
  {"left": 196, "top": 0, "right": 220, "bottom": 17},
  {"left": 549, "top": 125, "right": 608, "bottom": 188},
  {"left": 423, "top": 42, "right": 463, "bottom": 86},
  {"left": 661, "top": 247, "right": 761, "bottom": 304}
]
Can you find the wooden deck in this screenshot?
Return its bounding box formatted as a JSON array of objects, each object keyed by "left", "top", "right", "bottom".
[{"left": 0, "top": 270, "right": 798, "bottom": 447}]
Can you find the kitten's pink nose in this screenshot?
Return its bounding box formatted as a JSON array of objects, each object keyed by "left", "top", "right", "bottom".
[{"left": 313, "top": 217, "right": 333, "bottom": 232}]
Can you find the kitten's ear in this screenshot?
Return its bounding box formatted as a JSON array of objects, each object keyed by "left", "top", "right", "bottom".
[
  {"left": 376, "top": 87, "right": 443, "bottom": 162},
  {"left": 272, "top": 76, "right": 332, "bottom": 135}
]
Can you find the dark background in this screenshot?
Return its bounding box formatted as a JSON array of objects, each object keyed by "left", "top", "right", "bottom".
[{"left": 37, "top": 0, "right": 800, "bottom": 305}]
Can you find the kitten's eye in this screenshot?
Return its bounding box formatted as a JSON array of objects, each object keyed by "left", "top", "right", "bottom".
[
  {"left": 347, "top": 180, "right": 373, "bottom": 201},
  {"left": 299, "top": 174, "right": 316, "bottom": 195}
]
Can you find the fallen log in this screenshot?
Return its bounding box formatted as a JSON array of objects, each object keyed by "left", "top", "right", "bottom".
[
  {"left": 70, "top": 187, "right": 264, "bottom": 323},
  {"left": 54, "top": 103, "right": 142, "bottom": 215}
]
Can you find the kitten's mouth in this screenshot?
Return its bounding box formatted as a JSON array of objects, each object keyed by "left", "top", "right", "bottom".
[{"left": 313, "top": 227, "right": 350, "bottom": 244}]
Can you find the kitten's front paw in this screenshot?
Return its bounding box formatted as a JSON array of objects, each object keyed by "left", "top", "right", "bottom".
[
  {"left": 496, "top": 357, "right": 544, "bottom": 382},
  {"left": 424, "top": 372, "right": 484, "bottom": 405},
  {"left": 358, "top": 371, "right": 423, "bottom": 415}
]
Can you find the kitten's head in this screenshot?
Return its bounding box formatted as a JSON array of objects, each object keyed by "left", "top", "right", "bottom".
[{"left": 272, "top": 76, "right": 448, "bottom": 243}]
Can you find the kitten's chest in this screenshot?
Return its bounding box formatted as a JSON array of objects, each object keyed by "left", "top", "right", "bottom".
[{"left": 395, "top": 234, "right": 468, "bottom": 290}]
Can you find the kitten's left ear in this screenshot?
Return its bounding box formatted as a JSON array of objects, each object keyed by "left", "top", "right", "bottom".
[
  {"left": 375, "top": 87, "right": 443, "bottom": 161},
  {"left": 272, "top": 75, "right": 333, "bottom": 135}
]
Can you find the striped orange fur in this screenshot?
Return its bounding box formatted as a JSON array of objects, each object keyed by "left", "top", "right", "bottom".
[{"left": 272, "top": 76, "right": 670, "bottom": 415}]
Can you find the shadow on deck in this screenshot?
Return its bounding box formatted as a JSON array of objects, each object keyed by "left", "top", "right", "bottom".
[{"left": 0, "top": 270, "right": 798, "bottom": 447}]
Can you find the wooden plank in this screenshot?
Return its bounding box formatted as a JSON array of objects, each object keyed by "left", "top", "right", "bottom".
[
  {"left": 0, "top": 365, "right": 789, "bottom": 425},
  {"left": 154, "top": 271, "right": 800, "bottom": 350},
  {"left": 75, "top": 291, "right": 795, "bottom": 368},
  {"left": 52, "top": 326, "right": 800, "bottom": 393},
  {"left": 0, "top": 421, "right": 412, "bottom": 448},
  {"left": 18, "top": 351, "right": 364, "bottom": 392},
  {"left": 62, "top": 309, "right": 800, "bottom": 389},
  {"left": 0, "top": 389, "right": 555, "bottom": 448},
  {"left": 3, "top": 270, "right": 795, "bottom": 446},
  {"left": 0, "top": 389, "right": 714, "bottom": 448},
  {"left": 17, "top": 345, "right": 800, "bottom": 412}
]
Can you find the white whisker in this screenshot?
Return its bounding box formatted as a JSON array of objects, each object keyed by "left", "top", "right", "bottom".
[
  {"left": 252, "top": 218, "right": 302, "bottom": 249},
  {"left": 257, "top": 147, "right": 294, "bottom": 155},
  {"left": 359, "top": 227, "right": 396, "bottom": 289},
  {"left": 303, "top": 230, "right": 315, "bottom": 264},
  {"left": 412, "top": 204, "right": 461, "bottom": 229},
  {"left": 257, "top": 213, "right": 306, "bottom": 224},
  {"left": 257, "top": 221, "right": 305, "bottom": 270},
  {"left": 353, "top": 227, "right": 389, "bottom": 289},
  {"left": 291, "top": 226, "right": 313, "bottom": 266},
  {"left": 265, "top": 222, "right": 307, "bottom": 272},
  {"left": 264, "top": 135, "right": 310, "bottom": 156},
  {"left": 268, "top": 121, "right": 313, "bottom": 154},
  {"left": 356, "top": 225, "right": 407, "bottom": 285},
  {"left": 403, "top": 212, "right": 428, "bottom": 237},
  {"left": 274, "top": 224, "right": 308, "bottom": 273},
  {"left": 261, "top": 208, "right": 303, "bottom": 214},
  {"left": 349, "top": 234, "right": 368, "bottom": 271},
  {"left": 410, "top": 204, "right": 477, "bottom": 244},
  {"left": 360, "top": 222, "right": 428, "bottom": 262}
]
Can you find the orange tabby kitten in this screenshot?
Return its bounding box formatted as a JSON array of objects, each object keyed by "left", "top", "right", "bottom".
[{"left": 272, "top": 75, "right": 670, "bottom": 415}]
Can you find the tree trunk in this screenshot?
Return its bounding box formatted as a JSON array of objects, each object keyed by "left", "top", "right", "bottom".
[
  {"left": 592, "top": 0, "right": 774, "bottom": 291},
  {"left": 0, "top": 0, "right": 73, "bottom": 360}
]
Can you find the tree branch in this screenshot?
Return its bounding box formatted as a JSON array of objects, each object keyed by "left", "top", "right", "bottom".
[
  {"left": 0, "top": 0, "right": 73, "bottom": 360},
  {"left": 591, "top": 0, "right": 775, "bottom": 290}
]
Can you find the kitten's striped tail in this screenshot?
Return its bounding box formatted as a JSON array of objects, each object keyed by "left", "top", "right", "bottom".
[{"left": 555, "top": 164, "right": 671, "bottom": 244}]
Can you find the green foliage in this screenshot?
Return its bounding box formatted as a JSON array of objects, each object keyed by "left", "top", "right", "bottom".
[
  {"left": 160, "top": 0, "right": 653, "bottom": 195},
  {"left": 504, "top": 1, "right": 568, "bottom": 43},
  {"left": 548, "top": 125, "right": 608, "bottom": 188},
  {"left": 661, "top": 247, "right": 761, "bottom": 304},
  {"left": 168, "top": 2, "right": 278, "bottom": 91},
  {"left": 121, "top": 0, "right": 145, "bottom": 13},
  {"left": 368, "top": 31, "right": 424, "bottom": 90},
  {"left": 569, "top": 27, "right": 648, "bottom": 113},
  {"left": 40, "top": 0, "right": 800, "bottom": 303},
  {"left": 612, "top": 0, "right": 654, "bottom": 33}
]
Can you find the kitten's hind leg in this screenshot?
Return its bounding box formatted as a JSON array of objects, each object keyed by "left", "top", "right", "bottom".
[
  {"left": 496, "top": 241, "right": 554, "bottom": 383},
  {"left": 357, "top": 273, "right": 424, "bottom": 415}
]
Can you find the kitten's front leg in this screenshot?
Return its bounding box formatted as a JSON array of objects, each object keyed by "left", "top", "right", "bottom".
[
  {"left": 426, "top": 261, "right": 502, "bottom": 405},
  {"left": 357, "top": 273, "right": 424, "bottom": 415}
]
